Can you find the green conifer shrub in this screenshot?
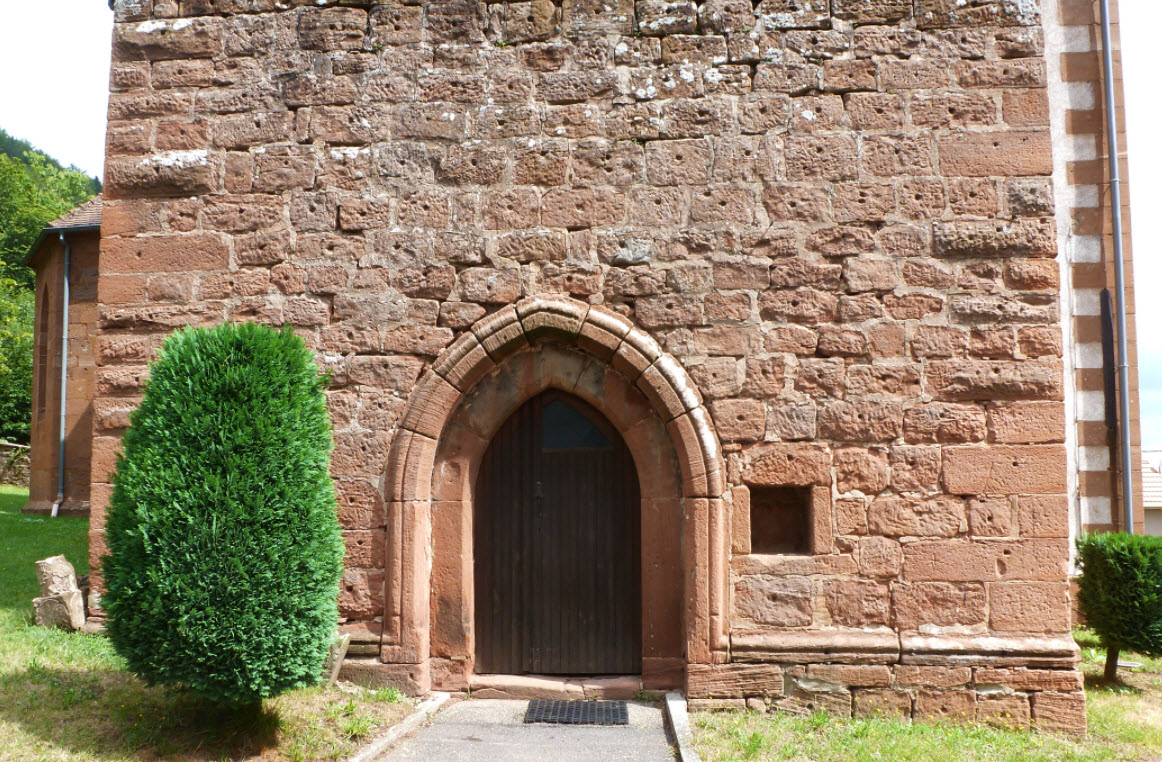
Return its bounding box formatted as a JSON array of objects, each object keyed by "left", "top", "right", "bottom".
[
  {"left": 1076, "top": 532, "right": 1162, "bottom": 681},
  {"left": 102, "top": 323, "right": 344, "bottom": 705}
]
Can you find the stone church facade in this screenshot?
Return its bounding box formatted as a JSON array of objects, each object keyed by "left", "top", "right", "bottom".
[{"left": 61, "top": 0, "right": 1146, "bottom": 734}]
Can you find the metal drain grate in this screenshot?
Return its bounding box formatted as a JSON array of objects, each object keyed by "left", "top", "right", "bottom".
[{"left": 524, "top": 699, "right": 629, "bottom": 726}]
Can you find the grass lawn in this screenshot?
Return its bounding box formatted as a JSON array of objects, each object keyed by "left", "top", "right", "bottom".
[
  {"left": 693, "top": 633, "right": 1162, "bottom": 762},
  {"left": 0, "top": 486, "right": 412, "bottom": 762}
]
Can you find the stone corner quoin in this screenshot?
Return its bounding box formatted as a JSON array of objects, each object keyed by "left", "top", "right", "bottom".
[{"left": 91, "top": 0, "right": 1083, "bottom": 734}]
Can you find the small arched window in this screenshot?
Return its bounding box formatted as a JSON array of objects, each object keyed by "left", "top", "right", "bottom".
[{"left": 34, "top": 282, "right": 50, "bottom": 421}]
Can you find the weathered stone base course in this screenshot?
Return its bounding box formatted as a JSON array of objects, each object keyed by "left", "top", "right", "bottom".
[{"left": 688, "top": 661, "right": 1085, "bottom": 735}]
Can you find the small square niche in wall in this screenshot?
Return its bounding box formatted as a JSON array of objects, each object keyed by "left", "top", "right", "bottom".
[{"left": 750, "top": 486, "right": 811, "bottom": 555}]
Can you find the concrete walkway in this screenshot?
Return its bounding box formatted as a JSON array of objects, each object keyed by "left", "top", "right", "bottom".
[{"left": 378, "top": 699, "right": 677, "bottom": 761}]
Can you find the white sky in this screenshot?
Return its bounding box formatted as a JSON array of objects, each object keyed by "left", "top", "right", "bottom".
[
  {"left": 1120, "top": 4, "right": 1162, "bottom": 449},
  {"left": 0, "top": 1, "right": 1158, "bottom": 444},
  {"left": 0, "top": 1, "right": 114, "bottom": 178}
]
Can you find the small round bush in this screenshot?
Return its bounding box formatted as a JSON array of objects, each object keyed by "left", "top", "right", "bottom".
[
  {"left": 103, "top": 323, "right": 344, "bottom": 705},
  {"left": 1076, "top": 532, "right": 1162, "bottom": 680}
]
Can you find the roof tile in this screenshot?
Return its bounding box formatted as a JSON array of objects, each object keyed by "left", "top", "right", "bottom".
[{"left": 46, "top": 196, "right": 103, "bottom": 231}]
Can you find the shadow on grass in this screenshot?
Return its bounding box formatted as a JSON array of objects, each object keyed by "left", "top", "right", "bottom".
[
  {"left": 1084, "top": 671, "right": 1145, "bottom": 695},
  {"left": 0, "top": 664, "right": 281, "bottom": 760}
]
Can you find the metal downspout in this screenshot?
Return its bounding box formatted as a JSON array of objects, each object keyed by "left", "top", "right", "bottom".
[
  {"left": 51, "top": 232, "right": 71, "bottom": 518},
  {"left": 1098, "top": 0, "right": 1134, "bottom": 533}
]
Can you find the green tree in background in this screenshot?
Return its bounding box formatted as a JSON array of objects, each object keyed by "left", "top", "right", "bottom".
[
  {"left": 0, "top": 151, "right": 96, "bottom": 287},
  {"left": 0, "top": 281, "right": 33, "bottom": 444},
  {"left": 0, "top": 128, "right": 100, "bottom": 443},
  {"left": 0, "top": 128, "right": 102, "bottom": 189}
]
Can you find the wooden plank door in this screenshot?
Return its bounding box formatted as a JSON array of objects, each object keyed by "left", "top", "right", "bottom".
[{"left": 474, "top": 391, "right": 642, "bottom": 675}]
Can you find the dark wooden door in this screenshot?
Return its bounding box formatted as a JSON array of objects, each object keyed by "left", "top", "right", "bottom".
[{"left": 475, "top": 391, "right": 642, "bottom": 675}]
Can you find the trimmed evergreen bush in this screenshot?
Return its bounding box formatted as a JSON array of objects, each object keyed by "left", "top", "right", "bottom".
[
  {"left": 1076, "top": 532, "right": 1162, "bottom": 681},
  {"left": 103, "top": 323, "right": 344, "bottom": 705}
]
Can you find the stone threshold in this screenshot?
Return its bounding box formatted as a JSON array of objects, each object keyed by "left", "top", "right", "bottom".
[{"left": 468, "top": 673, "right": 643, "bottom": 700}]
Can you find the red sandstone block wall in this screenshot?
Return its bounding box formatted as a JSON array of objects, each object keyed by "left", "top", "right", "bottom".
[{"left": 92, "top": 0, "right": 1083, "bottom": 730}]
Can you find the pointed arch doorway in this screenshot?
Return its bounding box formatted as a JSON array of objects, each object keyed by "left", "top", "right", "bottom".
[
  {"left": 382, "top": 298, "right": 732, "bottom": 693},
  {"left": 474, "top": 391, "right": 642, "bottom": 675}
]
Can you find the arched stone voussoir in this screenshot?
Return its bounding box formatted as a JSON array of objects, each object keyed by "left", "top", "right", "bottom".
[
  {"left": 578, "top": 304, "right": 634, "bottom": 361},
  {"left": 515, "top": 296, "right": 588, "bottom": 343},
  {"left": 622, "top": 324, "right": 664, "bottom": 366},
  {"left": 667, "top": 406, "right": 725, "bottom": 499},
  {"left": 690, "top": 406, "right": 725, "bottom": 497},
  {"left": 470, "top": 305, "right": 527, "bottom": 360},
  {"left": 585, "top": 303, "right": 635, "bottom": 335},
  {"left": 385, "top": 428, "right": 438, "bottom": 504},
  {"left": 654, "top": 354, "right": 704, "bottom": 414},
  {"left": 688, "top": 405, "right": 723, "bottom": 476},
  {"left": 398, "top": 371, "right": 460, "bottom": 440},
  {"left": 612, "top": 327, "right": 665, "bottom": 384},
  {"left": 431, "top": 330, "right": 494, "bottom": 393},
  {"left": 638, "top": 354, "right": 704, "bottom": 424}
]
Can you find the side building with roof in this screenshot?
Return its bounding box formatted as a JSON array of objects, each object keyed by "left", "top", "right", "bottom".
[{"left": 22, "top": 197, "right": 102, "bottom": 516}]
